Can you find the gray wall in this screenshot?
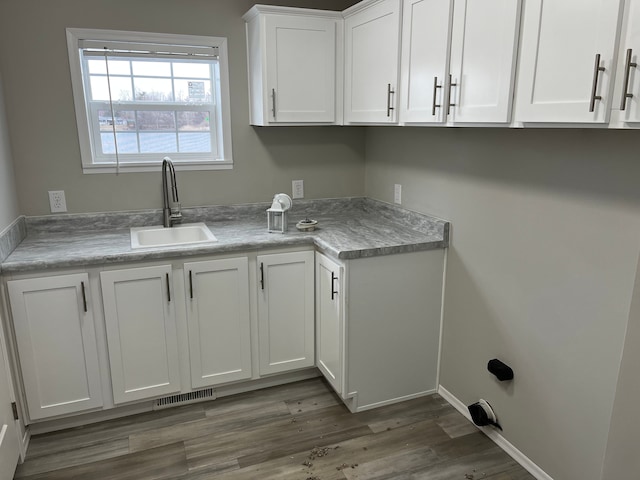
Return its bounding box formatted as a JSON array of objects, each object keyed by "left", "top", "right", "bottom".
[
  {"left": 0, "top": 70, "right": 19, "bottom": 231},
  {"left": 364, "top": 127, "right": 640, "bottom": 480},
  {"left": 0, "top": 0, "right": 364, "bottom": 215},
  {"left": 602, "top": 251, "right": 640, "bottom": 479}
]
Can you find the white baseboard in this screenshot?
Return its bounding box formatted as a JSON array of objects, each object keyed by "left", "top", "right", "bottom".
[
  {"left": 437, "top": 385, "right": 553, "bottom": 480},
  {"left": 19, "top": 428, "right": 30, "bottom": 463},
  {"left": 353, "top": 389, "right": 437, "bottom": 413}
]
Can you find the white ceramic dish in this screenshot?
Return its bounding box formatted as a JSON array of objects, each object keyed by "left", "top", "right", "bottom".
[{"left": 296, "top": 219, "right": 318, "bottom": 231}]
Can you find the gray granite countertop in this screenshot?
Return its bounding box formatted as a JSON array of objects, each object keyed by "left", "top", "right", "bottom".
[{"left": 0, "top": 198, "right": 449, "bottom": 273}]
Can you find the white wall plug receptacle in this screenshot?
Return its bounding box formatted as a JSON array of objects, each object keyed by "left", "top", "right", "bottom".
[
  {"left": 48, "top": 190, "right": 67, "bottom": 213},
  {"left": 394, "top": 184, "right": 402, "bottom": 204},
  {"left": 292, "top": 180, "right": 304, "bottom": 199}
]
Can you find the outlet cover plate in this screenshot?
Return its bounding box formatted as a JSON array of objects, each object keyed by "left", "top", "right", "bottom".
[
  {"left": 394, "top": 184, "right": 402, "bottom": 204},
  {"left": 48, "top": 190, "right": 67, "bottom": 213},
  {"left": 292, "top": 180, "right": 304, "bottom": 199}
]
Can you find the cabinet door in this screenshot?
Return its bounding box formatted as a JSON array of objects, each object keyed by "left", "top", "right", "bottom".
[
  {"left": 265, "top": 15, "right": 336, "bottom": 123},
  {"left": 399, "top": 0, "right": 453, "bottom": 123},
  {"left": 7, "top": 274, "right": 102, "bottom": 420},
  {"left": 257, "top": 251, "right": 314, "bottom": 375},
  {"left": 448, "top": 0, "right": 521, "bottom": 123},
  {"left": 184, "top": 258, "right": 252, "bottom": 388},
  {"left": 0, "top": 334, "right": 19, "bottom": 479},
  {"left": 315, "top": 253, "right": 344, "bottom": 395},
  {"left": 100, "top": 266, "right": 180, "bottom": 404},
  {"left": 614, "top": 0, "right": 640, "bottom": 122},
  {"left": 515, "top": 0, "right": 623, "bottom": 123},
  {"left": 345, "top": 0, "right": 402, "bottom": 123}
]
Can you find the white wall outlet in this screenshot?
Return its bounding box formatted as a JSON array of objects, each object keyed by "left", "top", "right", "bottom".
[
  {"left": 394, "top": 184, "right": 402, "bottom": 204},
  {"left": 292, "top": 179, "right": 304, "bottom": 199},
  {"left": 48, "top": 190, "right": 67, "bottom": 213}
]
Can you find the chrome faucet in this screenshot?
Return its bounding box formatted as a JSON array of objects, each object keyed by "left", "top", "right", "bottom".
[{"left": 162, "top": 157, "right": 182, "bottom": 227}]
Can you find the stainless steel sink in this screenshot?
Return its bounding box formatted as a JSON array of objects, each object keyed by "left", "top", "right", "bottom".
[{"left": 130, "top": 223, "right": 217, "bottom": 249}]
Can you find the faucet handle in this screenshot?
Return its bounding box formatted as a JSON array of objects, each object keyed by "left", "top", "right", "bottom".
[{"left": 170, "top": 202, "right": 182, "bottom": 221}]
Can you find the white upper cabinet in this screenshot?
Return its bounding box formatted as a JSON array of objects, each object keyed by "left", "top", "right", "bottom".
[
  {"left": 399, "top": 0, "right": 453, "bottom": 124},
  {"left": 612, "top": 0, "right": 640, "bottom": 124},
  {"left": 244, "top": 6, "right": 342, "bottom": 125},
  {"left": 448, "top": 0, "right": 521, "bottom": 123},
  {"left": 344, "top": 0, "right": 402, "bottom": 123},
  {"left": 399, "top": 0, "right": 521, "bottom": 125},
  {"left": 515, "top": 0, "right": 624, "bottom": 124},
  {"left": 7, "top": 274, "right": 103, "bottom": 420},
  {"left": 184, "top": 258, "right": 252, "bottom": 389}
]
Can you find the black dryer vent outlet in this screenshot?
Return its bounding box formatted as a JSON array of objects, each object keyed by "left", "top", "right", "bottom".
[{"left": 487, "top": 358, "right": 514, "bottom": 381}]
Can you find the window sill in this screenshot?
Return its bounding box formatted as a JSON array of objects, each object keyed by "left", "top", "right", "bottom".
[{"left": 81, "top": 161, "right": 233, "bottom": 174}]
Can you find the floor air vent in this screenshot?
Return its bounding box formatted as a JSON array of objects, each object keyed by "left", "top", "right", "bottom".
[{"left": 154, "top": 388, "right": 216, "bottom": 410}]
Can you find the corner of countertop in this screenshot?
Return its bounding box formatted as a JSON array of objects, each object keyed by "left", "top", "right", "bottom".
[
  {"left": 359, "top": 198, "right": 450, "bottom": 245},
  {"left": 0, "top": 215, "right": 27, "bottom": 264}
]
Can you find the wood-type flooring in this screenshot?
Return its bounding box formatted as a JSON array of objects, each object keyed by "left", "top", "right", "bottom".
[{"left": 14, "top": 378, "right": 535, "bottom": 479}]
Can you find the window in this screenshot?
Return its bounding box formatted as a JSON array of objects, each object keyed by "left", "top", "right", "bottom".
[{"left": 66, "top": 29, "right": 233, "bottom": 173}]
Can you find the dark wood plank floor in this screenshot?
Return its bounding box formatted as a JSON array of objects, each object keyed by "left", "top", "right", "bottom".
[{"left": 14, "top": 378, "right": 535, "bottom": 480}]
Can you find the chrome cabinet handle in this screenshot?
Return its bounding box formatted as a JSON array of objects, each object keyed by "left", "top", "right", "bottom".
[
  {"left": 432, "top": 76, "right": 442, "bottom": 116},
  {"left": 447, "top": 74, "right": 457, "bottom": 115},
  {"left": 166, "top": 273, "right": 171, "bottom": 302},
  {"left": 271, "top": 88, "right": 276, "bottom": 119},
  {"left": 81, "top": 281, "right": 88, "bottom": 313},
  {"left": 620, "top": 49, "right": 637, "bottom": 110},
  {"left": 387, "top": 83, "right": 395, "bottom": 117},
  {"left": 189, "top": 270, "right": 193, "bottom": 299},
  {"left": 589, "top": 53, "right": 606, "bottom": 112},
  {"left": 331, "top": 272, "right": 338, "bottom": 300}
]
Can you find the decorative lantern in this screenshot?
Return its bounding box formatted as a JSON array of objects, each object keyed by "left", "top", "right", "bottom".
[{"left": 267, "top": 193, "right": 292, "bottom": 233}]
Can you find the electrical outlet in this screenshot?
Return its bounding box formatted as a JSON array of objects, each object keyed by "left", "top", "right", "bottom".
[
  {"left": 394, "top": 184, "right": 402, "bottom": 204},
  {"left": 292, "top": 180, "right": 304, "bottom": 199},
  {"left": 48, "top": 190, "right": 67, "bottom": 213}
]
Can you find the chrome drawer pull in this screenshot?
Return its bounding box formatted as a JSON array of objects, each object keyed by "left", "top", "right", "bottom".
[
  {"left": 589, "top": 53, "right": 606, "bottom": 112},
  {"left": 620, "top": 49, "right": 637, "bottom": 111}
]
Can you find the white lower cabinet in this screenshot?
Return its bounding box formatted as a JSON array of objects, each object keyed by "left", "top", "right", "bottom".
[
  {"left": 184, "top": 258, "right": 252, "bottom": 388},
  {"left": 100, "top": 265, "right": 181, "bottom": 404},
  {"left": 0, "top": 330, "right": 20, "bottom": 477},
  {"left": 315, "top": 253, "right": 344, "bottom": 394},
  {"left": 7, "top": 274, "right": 103, "bottom": 420},
  {"left": 257, "top": 251, "right": 315, "bottom": 375},
  {"left": 315, "top": 250, "right": 444, "bottom": 412},
  {"left": 4, "top": 246, "right": 445, "bottom": 425}
]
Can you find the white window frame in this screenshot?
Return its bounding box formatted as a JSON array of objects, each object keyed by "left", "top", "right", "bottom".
[{"left": 66, "top": 28, "right": 233, "bottom": 174}]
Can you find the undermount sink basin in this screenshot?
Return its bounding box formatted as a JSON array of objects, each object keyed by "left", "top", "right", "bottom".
[{"left": 130, "top": 223, "right": 217, "bottom": 249}]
